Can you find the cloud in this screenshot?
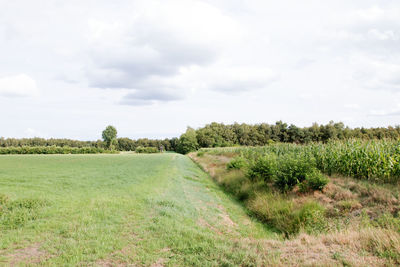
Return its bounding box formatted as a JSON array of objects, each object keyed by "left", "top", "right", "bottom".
[
  {"left": 120, "top": 88, "right": 184, "bottom": 106},
  {"left": 369, "top": 109, "right": 400, "bottom": 117},
  {"left": 325, "top": 6, "right": 400, "bottom": 53},
  {"left": 318, "top": 6, "right": 400, "bottom": 92},
  {"left": 350, "top": 55, "right": 400, "bottom": 91},
  {"left": 25, "top": 128, "right": 46, "bottom": 138},
  {"left": 0, "top": 74, "right": 39, "bottom": 97},
  {"left": 344, "top": 103, "right": 361, "bottom": 110},
  {"left": 188, "top": 66, "right": 279, "bottom": 93},
  {"left": 85, "top": 0, "right": 242, "bottom": 104}
]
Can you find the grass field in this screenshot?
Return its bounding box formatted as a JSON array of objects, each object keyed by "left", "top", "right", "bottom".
[{"left": 0, "top": 154, "right": 276, "bottom": 266}]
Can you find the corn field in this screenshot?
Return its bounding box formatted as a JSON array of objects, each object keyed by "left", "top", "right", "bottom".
[{"left": 201, "top": 140, "right": 400, "bottom": 183}]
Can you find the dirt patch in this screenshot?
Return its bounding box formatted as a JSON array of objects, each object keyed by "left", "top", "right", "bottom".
[
  {"left": 94, "top": 244, "right": 136, "bottom": 267},
  {"left": 96, "top": 258, "right": 127, "bottom": 267},
  {"left": 213, "top": 155, "right": 232, "bottom": 164},
  {"left": 7, "top": 243, "right": 50, "bottom": 266},
  {"left": 197, "top": 218, "right": 223, "bottom": 235},
  {"left": 216, "top": 204, "right": 237, "bottom": 229},
  {"left": 150, "top": 258, "right": 166, "bottom": 267},
  {"left": 159, "top": 247, "right": 171, "bottom": 253}
]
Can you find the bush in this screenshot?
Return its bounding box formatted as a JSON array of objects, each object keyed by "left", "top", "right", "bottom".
[
  {"left": 135, "top": 146, "right": 159, "bottom": 153},
  {"left": 274, "top": 154, "right": 316, "bottom": 192},
  {"left": 299, "top": 171, "right": 329, "bottom": 192},
  {"left": 227, "top": 156, "right": 247, "bottom": 170},
  {"left": 247, "top": 154, "right": 277, "bottom": 182}
]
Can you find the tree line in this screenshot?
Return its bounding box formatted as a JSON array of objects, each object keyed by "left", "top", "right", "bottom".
[
  {"left": 175, "top": 121, "right": 400, "bottom": 154},
  {"left": 0, "top": 136, "right": 178, "bottom": 151},
  {"left": 1, "top": 121, "right": 399, "bottom": 154}
]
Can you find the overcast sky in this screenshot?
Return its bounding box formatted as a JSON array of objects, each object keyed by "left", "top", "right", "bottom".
[{"left": 1, "top": 0, "right": 400, "bottom": 140}]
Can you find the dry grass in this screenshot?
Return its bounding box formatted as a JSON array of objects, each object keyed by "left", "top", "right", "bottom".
[
  {"left": 260, "top": 228, "right": 399, "bottom": 266},
  {"left": 5, "top": 243, "right": 51, "bottom": 266}
]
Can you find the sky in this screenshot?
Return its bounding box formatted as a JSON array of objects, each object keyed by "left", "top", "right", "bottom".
[{"left": 0, "top": 0, "right": 400, "bottom": 140}]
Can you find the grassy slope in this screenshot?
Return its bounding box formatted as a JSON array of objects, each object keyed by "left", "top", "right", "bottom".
[{"left": 0, "top": 154, "right": 276, "bottom": 266}]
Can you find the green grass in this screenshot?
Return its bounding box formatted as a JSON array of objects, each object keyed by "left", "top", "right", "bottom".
[{"left": 0, "top": 154, "right": 275, "bottom": 266}]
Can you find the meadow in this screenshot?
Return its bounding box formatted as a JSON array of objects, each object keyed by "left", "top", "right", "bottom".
[{"left": 0, "top": 153, "right": 276, "bottom": 266}]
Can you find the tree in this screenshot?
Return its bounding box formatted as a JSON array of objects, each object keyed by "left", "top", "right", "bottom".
[
  {"left": 176, "top": 127, "right": 199, "bottom": 154},
  {"left": 102, "top": 125, "right": 117, "bottom": 149}
]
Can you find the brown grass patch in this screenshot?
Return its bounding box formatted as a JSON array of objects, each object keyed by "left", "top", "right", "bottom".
[
  {"left": 197, "top": 218, "right": 223, "bottom": 235},
  {"left": 259, "top": 228, "right": 398, "bottom": 266},
  {"left": 150, "top": 258, "right": 166, "bottom": 267},
  {"left": 6, "top": 243, "right": 51, "bottom": 266}
]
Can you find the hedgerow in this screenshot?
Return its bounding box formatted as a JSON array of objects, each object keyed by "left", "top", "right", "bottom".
[
  {"left": 0, "top": 146, "right": 116, "bottom": 154},
  {"left": 135, "top": 146, "right": 159, "bottom": 153}
]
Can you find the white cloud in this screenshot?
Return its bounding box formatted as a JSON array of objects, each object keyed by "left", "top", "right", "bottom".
[
  {"left": 350, "top": 55, "right": 400, "bottom": 91},
  {"left": 25, "top": 128, "right": 46, "bottom": 138},
  {"left": 325, "top": 6, "right": 400, "bottom": 47},
  {"left": 85, "top": 0, "right": 243, "bottom": 104},
  {"left": 344, "top": 103, "right": 361, "bottom": 110},
  {"left": 180, "top": 65, "right": 278, "bottom": 93},
  {"left": 0, "top": 74, "right": 39, "bottom": 97}
]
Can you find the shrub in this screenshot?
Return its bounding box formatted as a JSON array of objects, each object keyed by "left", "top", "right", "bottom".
[
  {"left": 227, "top": 156, "right": 247, "bottom": 170},
  {"left": 299, "top": 171, "right": 329, "bottom": 192},
  {"left": 306, "top": 172, "right": 329, "bottom": 191},
  {"left": 274, "top": 154, "right": 316, "bottom": 192},
  {"left": 247, "top": 154, "right": 277, "bottom": 182},
  {"left": 135, "top": 146, "right": 159, "bottom": 153}
]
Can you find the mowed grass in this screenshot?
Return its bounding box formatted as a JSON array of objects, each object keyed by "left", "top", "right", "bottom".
[{"left": 0, "top": 154, "right": 275, "bottom": 266}]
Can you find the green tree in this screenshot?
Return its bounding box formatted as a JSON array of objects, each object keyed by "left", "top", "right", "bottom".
[
  {"left": 102, "top": 125, "right": 117, "bottom": 149},
  {"left": 176, "top": 127, "right": 199, "bottom": 154}
]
